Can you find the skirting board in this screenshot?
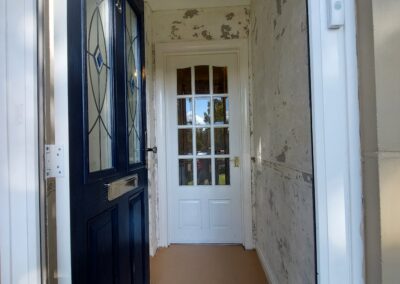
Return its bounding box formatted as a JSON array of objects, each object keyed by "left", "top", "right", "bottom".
[{"left": 256, "top": 246, "right": 278, "bottom": 284}]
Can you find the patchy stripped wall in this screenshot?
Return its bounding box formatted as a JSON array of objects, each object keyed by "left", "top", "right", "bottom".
[
  {"left": 152, "top": 6, "right": 249, "bottom": 42},
  {"left": 144, "top": 2, "right": 158, "bottom": 255},
  {"left": 250, "top": 0, "right": 315, "bottom": 283}
]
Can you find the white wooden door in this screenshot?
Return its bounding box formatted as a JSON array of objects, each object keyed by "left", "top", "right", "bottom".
[{"left": 166, "top": 53, "right": 242, "bottom": 243}]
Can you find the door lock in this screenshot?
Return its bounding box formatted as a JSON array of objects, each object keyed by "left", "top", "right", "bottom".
[
  {"left": 146, "top": 146, "right": 158, "bottom": 154},
  {"left": 231, "top": 156, "right": 240, "bottom": 167}
]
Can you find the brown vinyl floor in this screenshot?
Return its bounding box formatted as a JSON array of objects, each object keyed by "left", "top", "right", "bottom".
[{"left": 150, "top": 245, "right": 268, "bottom": 284}]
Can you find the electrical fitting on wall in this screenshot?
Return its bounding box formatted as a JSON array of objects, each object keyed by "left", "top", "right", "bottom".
[{"left": 327, "top": 0, "right": 345, "bottom": 29}]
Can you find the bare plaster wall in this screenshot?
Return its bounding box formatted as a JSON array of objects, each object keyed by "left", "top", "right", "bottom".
[
  {"left": 371, "top": 6, "right": 400, "bottom": 282},
  {"left": 357, "top": 0, "right": 400, "bottom": 282},
  {"left": 250, "top": 0, "right": 315, "bottom": 283}
]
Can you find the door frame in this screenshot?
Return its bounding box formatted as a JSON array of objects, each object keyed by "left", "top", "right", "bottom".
[
  {"left": 155, "top": 39, "right": 254, "bottom": 249},
  {"left": 0, "top": 0, "right": 41, "bottom": 283},
  {"left": 308, "top": 0, "right": 364, "bottom": 283}
]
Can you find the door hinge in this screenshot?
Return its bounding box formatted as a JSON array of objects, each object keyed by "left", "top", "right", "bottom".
[
  {"left": 45, "top": 145, "right": 64, "bottom": 178},
  {"left": 115, "top": 0, "right": 122, "bottom": 14}
]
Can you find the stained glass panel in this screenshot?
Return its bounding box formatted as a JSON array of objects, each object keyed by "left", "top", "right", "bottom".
[
  {"left": 126, "top": 2, "right": 142, "bottom": 164},
  {"left": 86, "top": 0, "right": 113, "bottom": 172}
]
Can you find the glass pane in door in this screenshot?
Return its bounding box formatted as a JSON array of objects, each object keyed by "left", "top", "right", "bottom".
[
  {"left": 179, "top": 159, "right": 194, "bottom": 185},
  {"left": 215, "top": 158, "right": 230, "bottom": 185},
  {"left": 177, "top": 68, "right": 192, "bottom": 95},
  {"left": 213, "top": 66, "right": 228, "bottom": 94},
  {"left": 177, "top": 98, "right": 193, "bottom": 125},
  {"left": 86, "top": 0, "right": 114, "bottom": 172},
  {"left": 214, "top": 97, "right": 229, "bottom": 125},
  {"left": 197, "top": 159, "right": 211, "bottom": 185},
  {"left": 214, "top": 128, "right": 229, "bottom": 154},
  {"left": 178, "top": 129, "right": 193, "bottom": 155},
  {"left": 195, "top": 66, "right": 210, "bottom": 94},
  {"left": 126, "top": 2, "right": 142, "bottom": 164},
  {"left": 196, "top": 128, "right": 211, "bottom": 155},
  {"left": 195, "top": 98, "right": 211, "bottom": 125},
  {"left": 176, "top": 64, "right": 231, "bottom": 186}
]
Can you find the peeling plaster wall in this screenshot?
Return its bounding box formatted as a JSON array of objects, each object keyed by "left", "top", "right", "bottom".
[
  {"left": 144, "top": 2, "right": 158, "bottom": 256},
  {"left": 152, "top": 6, "right": 249, "bottom": 42},
  {"left": 250, "top": 0, "right": 315, "bottom": 283}
]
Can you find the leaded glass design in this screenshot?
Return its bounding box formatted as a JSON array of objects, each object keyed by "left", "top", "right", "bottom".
[
  {"left": 126, "top": 2, "right": 142, "bottom": 164},
  {"left": 86, "top": 0, "right": 114, "bottom": 172}
]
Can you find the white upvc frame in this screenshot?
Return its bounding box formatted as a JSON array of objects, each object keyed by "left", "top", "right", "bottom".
[
  {"left": 155, "top": 39, "right": 254, "bottom": 249},
  {"left": 0, "top": 0, "right": 41, "bottom": 283},
  {"left": 308, "top": 0, "right": 364, "bottom": 283}
]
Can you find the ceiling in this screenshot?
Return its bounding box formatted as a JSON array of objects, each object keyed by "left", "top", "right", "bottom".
[{"left": 145, "top": 0, "right": 250, "bottom": 11}]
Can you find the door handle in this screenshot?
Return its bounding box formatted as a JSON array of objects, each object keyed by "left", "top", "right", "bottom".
[{"left": 146, "top": 146, "right": 158, "bottom": 154}]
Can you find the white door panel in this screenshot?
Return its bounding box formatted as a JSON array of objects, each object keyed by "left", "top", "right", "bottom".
[{"left": 166, "top": 53, "right": 242, "bottom": 243}]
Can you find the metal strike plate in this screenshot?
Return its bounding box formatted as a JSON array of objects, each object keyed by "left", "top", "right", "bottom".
[
  {"left": 106, "top": 174, "right": 139, "bottom": 201},
  {"left": 45, "top": 145, "right": 64, "bottom": 178},
  {"left": 231, "top": 156, "right": 240, "bottom": 168}
]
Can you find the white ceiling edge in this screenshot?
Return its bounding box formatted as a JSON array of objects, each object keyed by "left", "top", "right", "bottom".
[{"left": 145, "top": 0, "right": 250, "bottom": 11}]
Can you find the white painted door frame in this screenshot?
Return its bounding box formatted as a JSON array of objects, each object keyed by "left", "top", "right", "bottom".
[
  {"left": 308, "top": 0, "right": 364, "bottom": 283},
  {"left": 155, "top": 39, "right": 254, "bottom": 249},
  {"left": 0, "top": 0, "right": 41, "bottom": 283}
]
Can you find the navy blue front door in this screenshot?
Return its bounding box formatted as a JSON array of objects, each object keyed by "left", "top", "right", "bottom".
[{"left": 67, "top": 0, "right": 149, "bottom": 283}]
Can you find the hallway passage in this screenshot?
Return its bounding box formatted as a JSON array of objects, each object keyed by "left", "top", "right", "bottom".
[{"left": 150, "top": 245, "right": 268, "bottom": 284}]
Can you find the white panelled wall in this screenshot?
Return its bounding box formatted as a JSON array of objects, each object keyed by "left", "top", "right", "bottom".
[{"left": 0, "top": 0, "right": 41, "bottom": 283}]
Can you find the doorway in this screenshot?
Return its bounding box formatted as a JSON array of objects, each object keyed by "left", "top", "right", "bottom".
[
  {"left": 155, "top": 40, "right": 253, "bottom": 249},
  {"left": 165, "top": 53, "right": 243, "bottom": 243},
  {"left": 27, "top": 0, "right": 362, "bottom": 284}
]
